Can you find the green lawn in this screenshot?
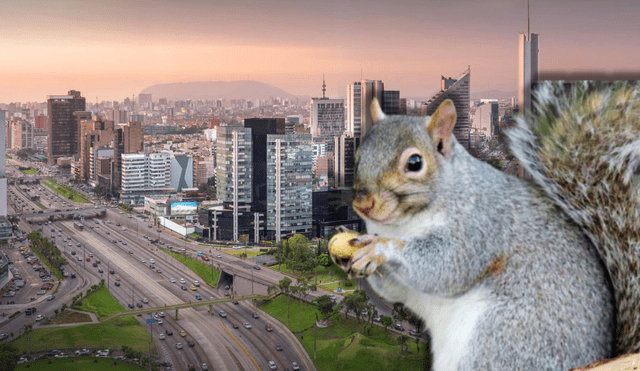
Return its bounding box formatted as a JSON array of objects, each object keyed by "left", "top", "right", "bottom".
[
  {"left": 269, "top": 262, "right": 349, "bottom": 284},
  {"left": 13, "top": 317, "right": 152, "bottom": 354},
  {"left": 16, "top": 357, "right": 146, "bottom": 371},
  {"left": 318, "top": 280, "right": 357, "bottom": 292},
  {"left": 73, "top": 285, "right": 125, "bottom": 320},
  {"left": 43, "top": 178, "right": 90, "bottom": 203},
  {"left": 34, "top": 201, "right": 47, "bottom": 210},
  {"left": 30, "top": 249, "right": 64, "bottom": 281},
  {"left": 162, "top": 248, "right": 220, "bottom": 287},
  {"left": 224, "top": 249, "right": 263, "bottom": 258},
  {"left": 21, "top": 168, "right": 37, "bottom": 175},
  {"left": 261, "top": 296, "right": 427, "bottom": 371}
]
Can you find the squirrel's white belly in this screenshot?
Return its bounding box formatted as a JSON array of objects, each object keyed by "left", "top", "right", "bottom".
[{"left": 404, "top": 286, "right": 491, "bottom": 371}]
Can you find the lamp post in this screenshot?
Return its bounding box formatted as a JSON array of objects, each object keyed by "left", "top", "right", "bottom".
[
  {"left": 131, "top": 284, "right": 136, "bottom": 309},
  {"left": 107, "top": 261, "right": 110, "bottom": 288}
]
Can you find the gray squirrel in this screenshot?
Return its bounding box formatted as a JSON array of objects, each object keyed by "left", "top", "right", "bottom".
[{"left": 330, "top": 81, "right": 640, "bottom": 370}]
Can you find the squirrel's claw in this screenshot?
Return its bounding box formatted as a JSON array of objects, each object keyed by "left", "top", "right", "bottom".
[{"left": 346, "top": 240, "right": 388, "bottom": 279}]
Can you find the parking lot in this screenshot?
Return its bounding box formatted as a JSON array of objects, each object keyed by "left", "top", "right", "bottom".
[{"left": 2, "top": 246, "right": 57, "bottom": 306}]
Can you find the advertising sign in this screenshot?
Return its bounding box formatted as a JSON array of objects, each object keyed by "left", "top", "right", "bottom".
[{"left": 171, "top": 201, "right": 197, "bottom": 215}]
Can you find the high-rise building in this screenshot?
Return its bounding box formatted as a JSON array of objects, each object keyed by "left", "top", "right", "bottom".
[
  {"left": 266, "top": 133, "right": 313, "bottom": 241},
  {"left": 473, "top": 99, "right": 500, "bottom": 139},
  {"left": 9, "top": 119, "right": 33, "bottom": 149},
  {"left": 421, "top": 68, "right": 471, "bottom": 149},
  {"left": 34, "top": 114, "right": 46, "bottom": 130},
  {"left": 80, "top": 117, "right": 114, "bottom": 181},
  {"left": 347, "top": 80, "right": 400, "bottom": 141},
  {"left": 334, "top": 133, "right": 357, "bottom": 188},
  {"left": 216, "top": 125, "right": 252, "bottom": 242},
  {"left": 310, "top": 78, "right": 346, "bottom": 152},
  {"left": 0, "top": 110, "right": 7, "bottom": 216},
  {"left": 47, "top": 90, "right": 86, "bottom": 164},
  {"left": 120, "top": 151, "right": 172, "bottom": 204},
  {"left": 170, "top": 153, "right": 194, "bottom": 192},
  {"left": 518, "top": 32, "right": 539, "bottom": 114},
  {"left": 113, "top": 121, "right": 144, "bottom": 191},
  {"left": 243, "top": 118, "right": 285, "bottom": 214},
  {"left": 138, "top": 93, "right": 152, "bottom": 105}
]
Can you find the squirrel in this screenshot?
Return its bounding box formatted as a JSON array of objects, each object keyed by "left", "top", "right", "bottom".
[{"left": 330, "top": 80, "right": 640, "bottom": 371}]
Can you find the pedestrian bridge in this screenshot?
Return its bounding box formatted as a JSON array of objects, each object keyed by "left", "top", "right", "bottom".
[{"left": 9, "top": 208, "right": 107, "bottom": 219}]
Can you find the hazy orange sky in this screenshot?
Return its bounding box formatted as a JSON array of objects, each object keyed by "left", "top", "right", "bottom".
[{"left": 1, "top": 0, "right": 639, "bottom": 103}]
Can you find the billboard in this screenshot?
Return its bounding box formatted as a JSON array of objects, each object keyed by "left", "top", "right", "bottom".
[{"left": 170, "top": 201, "right": 197, "bottom": 215}]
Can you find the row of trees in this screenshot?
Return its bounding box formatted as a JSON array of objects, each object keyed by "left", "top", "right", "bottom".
[{"left": 27, "top": 230, "right": 66, "bottom": 276}]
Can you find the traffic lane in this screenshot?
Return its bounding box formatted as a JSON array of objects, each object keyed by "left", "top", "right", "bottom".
[{"left": 5, "top": 248, "right": 49, "bottom": 304}]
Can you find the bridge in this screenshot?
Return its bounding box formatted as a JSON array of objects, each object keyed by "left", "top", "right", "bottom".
[
  {"left": 103, "top": 293, "right": 274, "bottom": 322},
  {"left": 9, "top": 208, "right": 107, "bottom": 219}
]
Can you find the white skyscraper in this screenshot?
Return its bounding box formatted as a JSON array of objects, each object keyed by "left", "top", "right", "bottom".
[
  {"left": 518, "top": 13, "right": 539, "bottom": 115},
  {"left": 0, "top": 109, "right": 7, "bottom": 216}
]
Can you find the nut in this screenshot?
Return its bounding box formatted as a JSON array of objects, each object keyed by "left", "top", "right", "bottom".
[{"left": 329, "top": 230, "right": 361, "bottom": 259}]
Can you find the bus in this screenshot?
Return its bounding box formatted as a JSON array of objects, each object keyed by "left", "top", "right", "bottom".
[{"left": 73, "top": 222, "right": 84, "bottom": 231}]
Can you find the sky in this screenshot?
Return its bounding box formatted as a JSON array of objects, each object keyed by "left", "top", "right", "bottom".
[{"left": 1, "top": 0, "right": 639, "bottom": 103}]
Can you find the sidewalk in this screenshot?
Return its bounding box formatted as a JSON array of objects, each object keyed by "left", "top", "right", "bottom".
[{"left": 37, "top": 308, "right": 99, "bottom": 328}]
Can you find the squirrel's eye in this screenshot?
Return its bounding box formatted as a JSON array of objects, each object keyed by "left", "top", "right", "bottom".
[{"left": 406, "top": 155, "right": 423, "bottom": 172}]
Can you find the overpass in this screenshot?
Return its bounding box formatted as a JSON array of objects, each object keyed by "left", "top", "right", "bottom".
[
  {"left": 103, "top": 293, "right": 274, "bottom": 322},
  {"left": 10, "top": 207, "right": 107, "bottom": 219}
]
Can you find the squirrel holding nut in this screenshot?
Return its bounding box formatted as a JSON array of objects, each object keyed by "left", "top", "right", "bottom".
[{"left": 329, "top": 81, "right": 640, "bottom": 371}]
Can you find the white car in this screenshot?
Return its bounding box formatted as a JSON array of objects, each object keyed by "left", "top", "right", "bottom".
[
  {"left": 149, "top": 259, "right": 155, "bottom": 264},
  {"left": 35, "top": 314, "right": 45, "bottom": 321},
  {"left": 180, "top": 278, "right": 186, "bottom": 284},
  {"left": 268, "top": 361, "right": 277, "bottom": 370},
  {"left": 157, "top": 319, "right": 163, "bottom": 325},
  {"left": 158, "top": 333, "right": 165, "bottom": 340},
  {"left": 244, "top": 322, "right": 252, "bottom": 329},
  {"left": 158, "top": 312, "right": 165, "bottom": 317},
  {"left": 170, "top": 278, "right": 176, "bottom": 283},
  {"left": 141, "top": 259, "right": 146, "bottom": 263}
]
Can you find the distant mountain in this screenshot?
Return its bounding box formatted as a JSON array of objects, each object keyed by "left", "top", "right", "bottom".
[
  {"left": 140, "top": 81, "right": 304, "bottom": 102},
  {"left": 471, "top": 90, "right": 517, "bottom": 100}
]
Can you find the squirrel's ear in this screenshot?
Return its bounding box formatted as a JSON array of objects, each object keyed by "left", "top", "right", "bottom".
[
  {"left": 371, "top": 98, "right": 386, "bottom": 124},
  {"left": 427, "top": 99, "right": 456, "bottom": 157}
]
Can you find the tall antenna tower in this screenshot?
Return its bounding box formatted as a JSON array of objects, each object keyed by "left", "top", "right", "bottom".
[{"left": 322, "top": 74, "right": 326, "bottom": 99}]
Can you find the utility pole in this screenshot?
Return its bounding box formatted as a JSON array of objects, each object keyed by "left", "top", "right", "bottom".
[
  {"left": 107, "top": 261, "right": 110, "bottom": 288},
  {"left": 131, "top": 284, "right": 136, "bottom": 309}
]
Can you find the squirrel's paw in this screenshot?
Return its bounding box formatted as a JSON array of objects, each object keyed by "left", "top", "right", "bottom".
[{"left": 345, "top": 236, "right": 396, "bottom": 279}]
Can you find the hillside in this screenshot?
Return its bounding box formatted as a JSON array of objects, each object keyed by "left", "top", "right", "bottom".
[{"left": 139, "top": 81, "right": 303, "bottom": 102}]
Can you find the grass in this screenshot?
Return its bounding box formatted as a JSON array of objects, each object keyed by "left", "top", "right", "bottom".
[
  {"left": 224, "top": 249, "right": 263, "bottom": 258},
  {"left": 21, "top": 167, "right": 37, "bottom": 175},
  {"left": 73, "top": 285, "right": 125, "bottom": 320},
  {"left": 161, "top": 248, "right": 220, "bottom": 287},
  {"left": 189, "top": 232, "right": 200, "bottom": 239},
  {"left": 15, "top": 357, "right": 147, "bottom": 371},
  {"left": 13, "top": 317, "right": 152, "bottom": 354},
  {"left": 34, "top": 201, "right": 47, "bottom": 210},
  {"left": 269, "top": 262, "right": 349, "bottom": 284},
  {"left": 261, "top": 296, "right": 426, "bottom": 371},
  {"left": 43, "top": 178, "right": 90, "bottom": 203},
  {"left": 51, "top": 311, "right": 93, "bottom": 325},
  {"left": 318, "top": 280, "right": 357, "bottom": 292}
]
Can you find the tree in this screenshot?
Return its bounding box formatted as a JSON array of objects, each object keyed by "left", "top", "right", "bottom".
[
  {"left": 317, "top": 254, "right": 331, "bottom": 268},
  {"left": 315, "top": 295, "right": 336, "bottom": 319},
  {"left": 381, "top": 316, "right": 394, "bottom": 333},
  {"left": 392, "top": 302, "right": 409, "bottom": 324},
  {"left": 343, "top": 289, "right": 369, "bottom": 323},
  {"left": 398, "top": 334, "right": 410, "bottom": 356},
  {"left": 0, "top": 342, "right": 20, "bottom": 371},
  {"left": 362, "top": 303, "right": 378, "bottom": 335},
  {"left": 278, "top": 276, "right": 292, "bottom": 327}
]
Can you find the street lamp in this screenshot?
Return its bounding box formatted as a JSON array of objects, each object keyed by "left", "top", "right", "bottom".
[{"left": 131, "top": 284, "right": 136, "bottom": 309}]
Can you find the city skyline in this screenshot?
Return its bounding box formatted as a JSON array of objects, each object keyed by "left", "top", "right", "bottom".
[{"left": 2, "top": 0, "right": 639, "bottom": 103}]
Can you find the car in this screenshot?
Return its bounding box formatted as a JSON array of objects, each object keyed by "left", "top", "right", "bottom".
[
  {"left": 232, "top": 322, "right": 239, "bottom": 329},
  {"left": 218, "top": 311, "right": 227, "bottom": 318},
  {"left": 181, "top": 285, "right": 188, "bottom": 291},
  {"left": 160, "top": 362, "right": 172, "bottom": 367},
  {"left": 114, "top": 281, "right": 120, "bottom": 286},
  {"left": 35, "top": 314, "right": 45, "bottom": 321},
  {"left": 244, "top": 322, "right": 252, "bottom": 329},
  {"left": 193, "top": 281, "right": 200, "bottom": 287},
  {"left": 170, "top": 278, "right": 176, "bottom": 283},
  {"left": 0, "top": 334, "right": 9, "bottom": 341},
  {"left": 216, "top": 254, "right": 222, "bottom": 258},
  {"left": 187, "top": 340, "right": 195, "bottom": 347},
  {"left": 116, "top": 223, "right": 120, "bottom": 226},
  {"left": 180, "top": 330, "right": 187, "bottom": 337},
  {"left": 253, "top": 265, "right": 261, "bottom": 270},
  {"left": 158, "top": 312, "right": 165, "bottom": 317},
  {"left": 137, "top": 303, "right": 143, "bottom": 308},
  {"left": 106, "top": 231, "right": 110, "bottom": 234},
  {"left": 113, "top": 240, "right": 117, "bottom": 243},
  {"left": 175, "top": 342, "right": 183, "bottom": 349},
  {"left": 166, "top": 329, "right": 173, "bottom": 336},
  {"left": 148, "top": 224, "right": 153, "bottom": 228},
  {"left": 201, "top": 363, "right": 209, "bottom": 371},
  {"left": 141, "top": 259, "right": 146, "bottom": 263},
  {"left": 395, "top": 323, "right": 405, "bottom": 331},
  {"left": 329, "top": 294, "right": 337, "bottom": 301},
  {"left": 109, "top": 269, "right": 115, "bottom": 274},
  {"left": 122, "top": 241, "right": 127, "bottom": 245},
  {"left": 93, "top": 262, "right": 98, "bottom": 267},
  {"left": 96, "top": 259, "right": 101, "bottom": 264},
  {"left": 232, "top": 301, "right": 239, "bottom": 305},
  {"left": 157, "top": 319, "right": 163, "bottom": 325},
  {"left": 115, "top": 356, "right": 127, "bottom": 360},
  {"left": 268, "top": 361, "right": 277, "bottom": 370},
  {"left": 190, "top": 285, "right": 197, "bottom": 291},
  {"left": 98, "top": 269, "right": 103, "bottom": 273},
  {"left": 37, "top": 290, "right": 46, "bottom": 295},
  {"left": 89, "top": 252, "right": 93, "bottom": 257},
  {"left": 195, "top": 294, "right": 202, "bottom": 300},
  {"left": 17, "top": 357, "right": 27, "bottom": 364},
  {"left": 71, "top": 250, "right": 76, "bottom": 255},
  {"left": 142, "top": 298, "right": 148, "bottom": 303},
  {"left": 292, "top": 362, "right": 300, "bottom": 370},
  {"left": 180, "top": 278, "right": 186, "bottom": 284},
  {"left": 276, "top": 343, "right": 283, "bottom": 351},
  {"left": 252, "top": 312, "right": 260, "bottom": 319},
  {"left": 149, "top": 259, "right": 155, "bottom": 264},
  {"left": 373, "top": 316, "right": 382, "bottom": 322},
  {"left": 122, "top": 227, "right": 126, "bottom": 231},
  {"left": 129, "top": 250, "right": 133, "bottom": 254},
  {"left": 119, "top": 211, "right": 124, "bottom": 214},
  {"left": 47, "top": 295, "right": 55, "bottom": 301},
  {"left": 224, "top": 290, "right": 230, "bottom": 296},
  {"left": 128, "top": 303, "right": 134, "bottom": 309},
  {"left": 156, "top": 268, "right": 162, "bottom": 273},
  {"left": 265, "top": 324, "right": 273, "bottom": 332}
]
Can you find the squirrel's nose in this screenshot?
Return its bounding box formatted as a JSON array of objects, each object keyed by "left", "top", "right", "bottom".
[{"left": 353, "top": 192, "right": 375, "bottom": 217}]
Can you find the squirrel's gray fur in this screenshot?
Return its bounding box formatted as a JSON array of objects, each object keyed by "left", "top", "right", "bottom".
[{"left": 336, "top": 81, "right": 640, "bottom": 371}]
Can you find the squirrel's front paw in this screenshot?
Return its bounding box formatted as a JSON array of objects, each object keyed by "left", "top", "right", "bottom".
[{"left": 345, "top": 236, "right": 392, "bottom": 279}]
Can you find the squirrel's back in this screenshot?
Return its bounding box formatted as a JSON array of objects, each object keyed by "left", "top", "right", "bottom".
[{"left": 508, "top": 80, "right": 640, "bottom": 354}]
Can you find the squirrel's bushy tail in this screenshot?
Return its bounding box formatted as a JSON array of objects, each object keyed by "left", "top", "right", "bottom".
[{"left": 507, "top": 80, "right": 640, "bottom": 354}]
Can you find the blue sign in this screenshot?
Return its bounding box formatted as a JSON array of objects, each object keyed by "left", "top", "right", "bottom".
[
  {"left": 25, "top": 338, "right": 30, "bottom": 341},
  {"left": 146, "top": 318, "right": 156, "bottom": 324}
]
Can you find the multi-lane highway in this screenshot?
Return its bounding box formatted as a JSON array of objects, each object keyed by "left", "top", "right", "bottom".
[{"left": 2, "top": 163, "right": 316, "bottom": 371}]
